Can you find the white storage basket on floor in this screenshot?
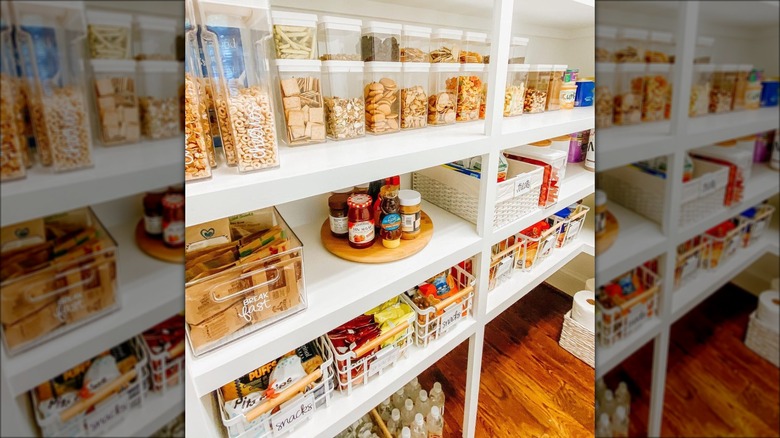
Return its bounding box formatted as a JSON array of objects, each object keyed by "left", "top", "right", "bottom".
[
  {"left": 559, "top": 310, "right": 595, "bottom": 368},
  {"left": 745, "top": 311, "right": 779, "bottom": 367}
]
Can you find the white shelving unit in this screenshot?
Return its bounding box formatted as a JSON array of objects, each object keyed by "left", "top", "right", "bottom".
[
  {"left": 595, "top": 2, "right": 780, "bottom": 437},
  {"left": 184, "top": 0, "right": 595, "bottom": 437}
]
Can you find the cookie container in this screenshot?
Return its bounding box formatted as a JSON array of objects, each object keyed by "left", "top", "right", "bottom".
[
  {"left": 401, "top": 24, "right": 431, "bottom": 63},
  {"left": 363, "top": 61, "right": 402, "bottom": 134},
  {"left": 430, "top": 28, "right": 462, "bottom": 64},
  {"left": 322, "top": 60, "right": 365, "bottom": 140},
  {"left": 272, "top": 11, "right": 317, "bottom": 60},
  {"left": 275, "top": 59, "right": 325, "bottom": 146},
  {"left": 456, "top": 63, "right": 484, "bottom": 122},
  {"left": 318, "top": 16, "right": 361, "bottom": 61},
  {"left": 134, "top": 15, "right": 177, "bottom": 60}
]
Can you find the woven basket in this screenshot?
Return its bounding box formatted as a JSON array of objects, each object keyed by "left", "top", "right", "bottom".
[
  {"left": 745, "top": 311, "right": 779, "bottom": 367},
  {"left": 559, "top": 310, "right": 594, "bottom": 368}
]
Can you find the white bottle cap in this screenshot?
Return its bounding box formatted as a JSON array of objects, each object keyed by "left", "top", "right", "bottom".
[
  {"left": 433, "top": 382, "right": 442, "bottom": 392},
  {"left": 401, "top": 427, "right": 411, "bottom": 438},
  {"left": 604, "top": 389, "right": 614, "bottom": 401},
  {"left": 430, "top": 405, "right": 440, "bottom": 418},
  {"left": 392, "top": 409, "right": 400, "bottom": 420},
  {"left": 405, "top": 399, "right": 414, "bottom": 409},
  {"left": 419, "top": 389, "right": 428, "bottom": 401},
  {"left": 615, "top": 406, "right": 626, "bottom": 420},
  {"left": 415, "top": 413, "right": 424, "bottom": 424},
  {"left": 599, "top": 412, "right": 610, "bottom": 425}
]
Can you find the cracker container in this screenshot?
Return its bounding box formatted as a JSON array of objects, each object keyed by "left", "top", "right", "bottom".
[
  {"left": 430, "top": 28, "right": 462, "bottom": 63},
  {"left": 710, "top": 64, "right": 737, "bottom": 114},
  {"left": 615, "top": 28, "right": 647, "bottom": 63},
  {"left": 198, "top": 0, "right": 280, "bottom": 173},
  {"left": 137, "top": 60, "right": 181, "bottom": 140},
  {"left": 133, "top": 15, "right": 177, "bottom": 60},
  {"left": 322, "top": 60, "right": 365, "bottom": 141},
  {"left": 13, "top": 0, "right": 94, "bottom": 172},
  {"left": 504, "top": 64, "right": 529, "bottom": 117},
  {"left": 318, "top": 16, "right": 362, "bottom": 61},
  {"left": 90, "top": 59, "right": 140, "bottom": 146},
  {"left": 732, "top": 64, "right": 753, "bottom": 111},
  {"left": 184, "top": 2, "right": 212, "bottom": 182},
  {"left": 275, "top": 59, "right": 325, "bottom": 146},
  {"left": 86, "top": 10, "right": 132, "bottom": 60},
  {"left": 614, "top": 62, "right": 645, "bottom": 125},
  {"left": 400, "top": 62, "right": 430, "bottom": 129},
  {"left": 363, "top": 61, "right": 401, "bottom": 134},
  {"left": 595, "top": 26, "right": 617, "bottom": 62},
  {"left": 462, "top": 31, "right": 487, "bottom": 64},
  {"left": 1, "top": 6, "right": 27, "bottom": 182},
  {"left": 401, "top": 24, "right": 431, "bottom": 63},
  {"left": 428, "top": 63, "right": 459, "bottom": 125},
  {"left": 271, "top": 11, "right": 317, "bottom": 60}
]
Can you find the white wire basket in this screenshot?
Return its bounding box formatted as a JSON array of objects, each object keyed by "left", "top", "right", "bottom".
[
  {"left": 140, "top": 331, "right": 185, "bottom": 394},
  {"left": 701, "top": 219, "right": 748, "bottom": 270},
  {"left": 740, "top": 204, "right": 775, "bottom": 248},
  {"left": 488, "top": 237, "right": 522, "bottom": 291},
  {"left": 674, "top": 236, "right": 707, "bottom": 290},
  {"left": 218, "top": 337, "right": 335, "bottom": 438},
  {"left": 401, "top": 264, "right": 475, "bottom": 348},
  {"left": 515, "top": 217, "right": 563, "bottom": 271},
  {"left": 596, "top": 266, "right": 660, "bottom": 347},
  {"left": 553, "top": 204, "right": 590, "bottom": 249}
]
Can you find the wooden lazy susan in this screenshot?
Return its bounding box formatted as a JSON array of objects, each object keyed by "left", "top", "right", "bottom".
[
  {"left": 595, "top": 210, "right": 619, "bottom": 255},
  {"left": 321, "top": 211, "right": 434, "bottom": 263},
  {"left": 135, "top": 220, "right": 184, "bottom": 263}
]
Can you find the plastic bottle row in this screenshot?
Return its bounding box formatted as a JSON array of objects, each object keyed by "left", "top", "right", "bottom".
[{"left": 595, "top": 378, "right": 631, "bottom": 438}]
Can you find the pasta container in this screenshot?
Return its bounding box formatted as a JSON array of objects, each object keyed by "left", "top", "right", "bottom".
[
  {"left": 732, "top": 64, "right": 753, "bottom": 111},
  {"left": 595, "top": 62, "right": 615, "bottom": 128},
  {"left": 709, "top": 64, "right": 737, "bottom": 114},
  {"left": 456, "top": 63, "right": 483, "bottom": 122},
  {"left": 272, "top": 10, "right": 317, "bottom": 60}
]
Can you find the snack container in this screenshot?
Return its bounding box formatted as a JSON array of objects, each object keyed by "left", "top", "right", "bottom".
[
  {"left": 218, "top": 337, "right": 334, "bottom": 438},
  {"left": 642, "top": 63, "right": 671, "bottom": 122},
  {"left": 198, "top": 0, "right": 280, "bottom": 172},
  {"left": 675, "top": 235, "right": 706, "bottom": 290},
  {"left": 427, "top": 63, "right": 459, "bottom": 125},
  {"left": 184, "top": 207, "right": 306, "bottom": 357},
  {"left": 272, "top": 11, "right": 317, "bottom": 60},
  {"left": 137, "top": 60, "right": 181, "bottom": 140},
  {"left": 86, "top": 10, "right": 132, "bottom": 60},
  {"left": 401, "top": 24, "right": 431, "bottom": 63},
  {"left": 430, "top": 28, "right": 461, "bottom": 63},
  {"left": 509, "top": 36, "right": 529, "bottom": 64},
  {"left": 553, "top": 204, "right": 590, "bottom": 248},
  {"left": 318, "top": 16, "right": 361, "bottom": 61},
  {"left": 90, "top": 59, "right": 140, "bottom": 145},
  {"left": 694, "top": 36, "right": 714, "bottom": 64},
  {"left": 0, "top": 6, "right": 27, "bottom": 182},
  {"left": 363, "top": 61, "right": 401, "bottom": 134},
  {"left": 595, "top": 26, "right": 617, "bottom": 62},
  {"left": 689, "top": 64, "right": 714, "bottom": 117},
  {"left": 739, "top": 204, "right": 775, "bottom": 248},
  {"left": 461, "top": 31, "right": 487, "bottom": 64},
  {"left": 615, "top": 28, "right": 647, "bottom": 63},
  {"left": 504, "top": 64, "right": 529, "bottom": 117},
  {"left": 361, "top": 21, "right": 401, "bottom": 62},
  {"left": 597, "top": 265, "right": 660, "bottom": 347},
  {"left": 322, "top": 60, "right": 365, "bottom": 140},
  {"left": 13, "top": 0, "right": 94, "bottom": 172},
  {"left": 709, "top": 64, "right": 737, "bottom": 113},
  {"left": 614, "top": 62, "right": 645, "bottom": 125},
  {"left": 275, "top": 59, "right": 325, "bottom": 146},
  {"left": 595, "top": 62, "right": 615, "bottom": 128},
  {"left": 646, "top": 31, "right": 673, "bottom": 63},
  {"left": 732, "top": 64, "right": 753, "bottom": 111},
  {"left": 546, "top": 64, "right": 568, "bottom": 111},
  {"left": 400, "top": 62, "right": 429, "bottom": 129},
  {"left": 184, "top": 9, "right": 213, "bottom": 182},
  {"left": 133, "top": 15, "right": 177, "bottom": 60},
  {"left": 1, "top": 207, "right": 120, "bottom": 356},
  {"left": 455, "top": 64, "right": 484, "bottom": 122},
  {"left": 524, "top": 65, "right": 551, "bottom": 114}
]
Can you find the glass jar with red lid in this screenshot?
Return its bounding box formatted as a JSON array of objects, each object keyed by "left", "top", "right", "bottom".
[
  {"left": 162, "top": 193, "right": 185, "bottom": 248},
  {"left": 347, "top": 193, "right": 375, "bottom": 249}
]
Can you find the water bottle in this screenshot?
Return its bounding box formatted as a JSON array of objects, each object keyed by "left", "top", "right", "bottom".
[
  {"left": 392, "top": 388, "right": 406, "bottom": 411},
  {"left": 405, "top": 377, "right": 422, "bottom": 402},
  {"left": 595, "top": 378, "right": 607, "bottom": 407},
  {"left": 416, "top": 389, "right": 432, "bottom": 418},
  {"left": 611, "top": 406, "right": 629, "bottom": 438},
  {"left": 615, "top": 382, "right": 631, "bottom": 417},
  {"left": 426, "top": 405, "right": 444, "bottom": 438},
  {"left": 602, "top": 389, "right": 616, "bottom": 418},
  {"left": 401, "top": 399, "right": 416, "bottom": 427},
  {"left": 400, "top": 427, "right": 411, "bottom": 438},
  {"left": 387, "top": 409, "right": 401, "bottom": 437},
  {"left": 379, "top": 398, "right": 393, "bottom": 423},
  {"left": 429, "top": 382, "right": 445, "bottom": 415},
  {"left": 596, "top": 412, "right": 612, "bottom": 437},
  {"left": 410, "top": 413, "right": 427, "bottom": 438}
]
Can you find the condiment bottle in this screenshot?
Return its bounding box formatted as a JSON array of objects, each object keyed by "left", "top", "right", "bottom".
[
  {"left": 347, "top": 194, "right": 375, "bottom": 249},
  {"left": 398, "top": 189, "right": 422, "bottom": 240},
  {"left": 328, "top": 188, "right": 353, "bottom": 238},
  {"left": 143, "top": 188, "right": 167, "bottom": 238},
  {"left": 380, "top": 189, "right": 402, "bottom": 248},
  {"left": 161, "top": 193, "right": 185, "bottom": 247},
  {"left": 354, "top": 183, "right": 370, "bottom": 195}
]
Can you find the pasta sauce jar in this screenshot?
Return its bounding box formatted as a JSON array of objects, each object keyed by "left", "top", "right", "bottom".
[
  {"left": 347, "top": 194, "right": 375, "bottom": 249},
  {"left": 161, "top": 193, "right": 185, "bottom": 248}
]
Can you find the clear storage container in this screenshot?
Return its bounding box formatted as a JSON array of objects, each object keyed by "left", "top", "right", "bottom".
[
  {"left": 1, "top": 8, "right": 27, "bottom": 182},
  {"left": 322, "top": 60, "right": 365, "bottom": 140},
  {"left": 546, "top": 64, "right": 568, "bottom": 111},
  {"left": 694, "top": 36, "right": 714, "bottom": 64},
  {"left": 86, "top": 10, "right": 132, "bottom": 60},
  {"left": 13, "top": 0, "right": 94, "bottom": 172},
  {"left": 361, "top": 21, "right": 401, "bottom": 62},
  {"left": 401, "top": 62, "right": 429, "bottom": 129},
  {"left": 504, "top": 64, "right": 529, "bottom": 117},
  {"left": 401, "top": 24, "right": 431, "bottom": 63},
  {"left": 134, "top": 15, "right": 177, "bottom": 60},
  {"left": 430, "top": 28, "right": 461, "bottom": 63},
  {"left": 456, "top": 64, "right": 483, "bottom": 122},
  {"left": 616, "top": 28, "right": 647, "bottom": 63},
  {"left": 595, "top": 26, "right": 617, "bottom": 62},
  {"left": 461, "top": 31, "right": 487, "bottom": 64},
  {"left": 275, "top": 59, "right": 325, "bottom": 146},
  {"left": 198, "top": 0, "right": 280, "bottom": 173},
  {"left": 524, "top": 64, "right": 552, "bottom": 114},
  {"left": 509, "top": 36, "right": 529, "bottom": 64},
  {"left": 690, "top": 63, "right": 714, "bottom": 117},
  {"left": 595, "top": 62, "right": 616, "bottom": 128},
  {"left": 318, "top": 16, "right": 361, "bottom": 61},
  {"left": 427, "top": 63, "right": 458, "bottom": 125},
  {"left": 614, "top": 63, "right": 645, "bottom": 125},
  {"left": 184, "top": 8, "right": 212, "bottom": 182},
  {"left": 642, "top": 63, "right": 671, "bottom": 122},
  {"left": 646, "top": 31, "right": 673, "bottom": 63},
  {"left": 732, "top": 64, "right": 753, "bottom": 111},
  {"left": 484, "top": 35, "right": 492, "bottom": 64},
  {"left": 137, "top": 60, "right": 180, "bottom": 140},
  {"left": 90, "top": 59, "right": 140, "bottom": 145},
  {"left": 710, "top": 64, "right": 737, "bottom": 113},
  {"left": 363, "top": 61, "right": 401, "bottom": 134},
  {"left": 272, "top": 11, "right": 317, "bottom": 60}
]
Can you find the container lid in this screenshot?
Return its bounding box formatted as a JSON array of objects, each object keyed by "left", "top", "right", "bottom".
[
  {"left": 398, "top": 189, "right": 421, "bottom": 206},
  {"left": 322, "top": 60, "right": 364, "bottom": 72},
  {"left": 553, "top": 64, "right": 568, "bottom": 71},
  {"left": 271, "top": 10, "right": 317, "bottom": 27},
  {"left": 274, "top": 59, "right": 322, "bottom": 72},
  {"left": 649, "top": 31, "right": 673, "bottom": 43},
  {"left": 619, "top": 28, "right": 649, "bottom": 40},
  {"left": 507, "top": 63, "right": 530, "bottom": 72},
  {"left": 135, "top": 15, "right": 177, "bottom": 31},
  {"left": 318, "top": 15, "right": 361, "bottom": 31},
  {"left": 694, "top": 63, "right": 716, "bottom": 72},
  {"left": 86, "top": 10, "right": 132, "bottom": 26},
  {"left": 432, "top": 28, "right": 462, "bottom": 39},
  {"left": 464, "top": 31, "right": 487, "bottom": 43},
  {"left": 430, "top": 63, "right": 460, "bottom": 73},
  {"left": 619, "top": 63, "right": 646, "bottom": 73},
  {"left": 507, "top": 144, "right": 567, "bottom": 161},
  {"left": 647, "top": 63, "right": 671, "bottom": 73},
  {"left": 363, "top": 21, "right": 402, "bottom": 35},
  {"left": 347, "top": 193, "right": 372, "bottom": 207},
  {"left": 529, "top": 140, "right": 552, "bottom": 147},
  {"left": 531, "top": 64, "right": 553, "bottom": 71},
  {"left": 461, "top": 64, "right": 484, "bottom": 73},
  {"left": 595, "top": 26, "right": 617, "bottom": 39},
  {"left": 596, "top": 62, "right": 616, "bottom": 72},
  {"left": 91, "top": 59, "right": 136, "bottom": 73},
  {"left": 511, "top": 36, "right": 530, "bottom": 46},
  {"left": 332, "top": 187, "right": 354, "bottom": 194},
  {"left": 364, "top": 61, "right": 402, "bottom": 72},
  {"left": 402, "top": 62, "right": 430, "bottom": 72},
  {"left": 403, "top": 24, "right": 432, "bottom": 38},
  {"left": 696, "top": 36, "right": 715, "bottom": 47},
  {"left": 138, "top": 60, "right": 181, "bottom": 73},
  {"left": 595, "top": 189, "right": 607, "bottom": 206},
  {"left": 355, "top": 183, "right": 369, "bottom": 189}
]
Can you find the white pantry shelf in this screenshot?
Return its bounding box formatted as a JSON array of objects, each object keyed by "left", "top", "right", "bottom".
[
  {"left": 105, "top": 389, "right": 184, "bottom": 437},
  {"left": 498, "top": 107, "right": 595, "bottom": 148},
  {"left": 595, "top": 317, "right": 662, "bottom": 379},
  {"left": 0, "top": 138, "right": 181, "bottom": 225}
]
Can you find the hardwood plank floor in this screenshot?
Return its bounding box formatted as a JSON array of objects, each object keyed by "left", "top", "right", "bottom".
[
  {"left": 605, "top": 283, "right": 780, "bottom": 437},
  {"left": 419, "top": 283, "right": 595, "bottom": 438}
]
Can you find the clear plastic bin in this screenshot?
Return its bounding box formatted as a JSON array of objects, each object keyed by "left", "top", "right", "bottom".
[
  {"left": 322, "top": 60, "right": 365, "bottom": 140},
  {"left": 134, "top": 15, "right": 177, "bottom": 60},
  {"left": 430, "top": 28, "right": 462, "bottom": 63},
  {"left": 546, "top": 64, "right": 568, "bottom": 111},
  {"left": 616, "top": 28, "right": 647, "bottom": 63},
  {"left": 643, "top": 63, "right": 671, "bottom": 122},
  {"left": 456, "top": 64, "right": 483, "bottom": 122},
  {"left": 272, "top": 11, "right": 317, "bottom": 60},
  {"left": 401, "top": 24, "right": 431, "bottom": 63},
  {"left": 595, "top": 26, "right": 617, "bottom": 62},
  {"left": 689, "top": 64, "right": 714, "bottom": 117},
  {"left": 646, "top": 31, "right": 674, "bottom": 63},
  {"left": 694, "top": 36, "right": 714, "bottom": 64},
  {"left": 461, "top": 31, "right": 487, "bottom": 64},
  {"left": 595, "top": 62, "right": 615, "bottom": 128},
  {"left": 275, "top": 59, "right": 325, "bottom": 146},
  {"left": 710, "top": 64, "right": 737, "bottom": 114},
  {"left": 504, "top": 64, "right": 529, "bottom": 117},
  {"left": 732, "top": 64, "right": 753, "bottom": 111},
  {"left": 137, "top": 60, "right": 181, "bottom": 140},
  {"left": 363, "top": 61, "right": 401, "bottom": 134},
  {"left": 90, "top": 59, "right": 140, "bottom": 146},
  {"left": 184, "top": 17, "right": 212, "bottom": 182},
  {"left": 318, "top": 16, "right": 361, "bottom": 61},
  {"left": 361, "top": 21, "right": 401, "bottom": 62},
  {"left": 198, "top": 0, "right": 280, "bottom": 173},
  {"left": 0, "top": 11, "right": 27, "bottom": 182},
  {"left": 86, "top": 10, "right": 132, "bottom": 60},
  {"left": 614, "top": 63, "right": 645, "bottom": 125},
  {"left": 509, "top": 36, "right": 529, "bottom": 64},
  {"left": 427, "top": 63, "right": 459, "bottom": 125},
  {"left": 401, "top": 62, "right": 429, "bottom": 130},
  {"left": 524, "top": 64, "right": 552, "bottom": 114}
]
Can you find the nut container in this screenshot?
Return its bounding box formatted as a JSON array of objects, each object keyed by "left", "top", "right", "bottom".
[
  {"left": 428, "top": 63, "right": 459, "bottom": 125},
  {"left": 322, "top": 60, "right": 365, "bottom": 140},
  {"left": 524, "top": 64, "right": 552, "bottom": 114},
  {"left": 361, "top": 21, "right": 401, "bottom": 62}
]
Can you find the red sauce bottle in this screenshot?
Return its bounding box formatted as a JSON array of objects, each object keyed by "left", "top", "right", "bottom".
[{"left": 347, "top": 194, "right": 375, "bottom": 249}]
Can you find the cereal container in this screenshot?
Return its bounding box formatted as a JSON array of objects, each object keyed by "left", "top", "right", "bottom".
[
  {"left": 137, "top": 60, "right": 181, "bottom": 140},
  {"left": 690, "top": 63, "right": 714, "bottom": 117},
  {"left": 318, "top": 16, "right": 361, "bottom": 61},
  {"left": 428, "top": 63, "right": 459, "bottom": 125},
  {"left": 361, "top": 21, "right": 401, "bottom": 62},
  {"left": 363, "top": 61, "right": 401, "bottom": 134},
  {"left": 198, "top": 0, "right": 280, "bottom": 173},
  {"left": 710, "top": 64, "right": 737, "bottom": 114},
  {"left": 694, "top": 36, "right": 714, "bottom": 64},
  {"left": 509, "top": 36, "right": 529, "bottom": 64},
  {"left": 400, "top": 62, "right": 429, "bottom": 129},
  {"left": 134, "top": 15, "right": 177, "bottom": 60},
  {"left": 1, "top": 7, "right": 27, "bottom": 182},
  {"left": 322, "top": 60, "right": 365, "bottom": 141},
  {"left": 461, "top": 31, "right": 487, "bottom": 64},
  {"left": 614, "top": 63, "right": 645, "bottom": 125},
  {"left": 90, "top": 59, "right": 140, "bottom": 145},
  {"left": 430, "top": 28, "right": 462, "bottom": 63},
  {"left": 546, "top": 64, "right": 568, "bottom": 111},
  {"left": 13, "top": 0, "right": 94, "bottom": 172},
  {"left": 732, "top": 64, "right": 753, "bottom": 111},
  {"left": 86, "top": 10, "right": 132, "bottom": 60},
  {"left": 525, "top": 65, "right": 552, "bottom": 114},
  {"left": 595, "top": 26, "right": 617, "bottom": 62},
  {"left": 642, "top": 63, "right": 671, "bottom": 122},
  {"left": 504, "top": 64, "right": 529, "bottom": 117},
  {"left": 615, "top": 28, "right": 647, "bottom": 63},
  {"left": 275, "top": 59, "right": 325, "bottom": 146},
  {"left": 401, "top": 24, "right": 431, "bottom": 63},
  {"left": 646, "top": 31, "right": 674, "bottom": 63},
  {"left": 271, "top": 11, "right": 317, "bottom": 60},
  {"left": 595, "top": 62, "right": 615, "bottom": 128},
  {"left": 184, "top": 6, "right": 212, "bottom": 182},
  {"left": 456, "top": 64, "right": 484, "bottom": 122}
]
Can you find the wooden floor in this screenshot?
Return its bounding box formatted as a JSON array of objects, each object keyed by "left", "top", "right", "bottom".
[
  {"left": 605, "top": 283, "right": 780, "bottom": 437},
  {"left": 419, "top": 283, "right": 595, "bottom": 438}
]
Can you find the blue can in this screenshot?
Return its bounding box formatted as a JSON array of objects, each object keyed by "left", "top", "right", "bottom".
[
  {"left": 575, "top": 80, "right": 594, "bottom": 107},
  {"left": 760, "top": 80, "right": 779, "bottom": 107}
]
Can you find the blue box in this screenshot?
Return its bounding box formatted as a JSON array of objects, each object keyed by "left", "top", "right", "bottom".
[
  {"left": 575, "top": 80, "right": 594, "bottom": 107},
  {"left": 760, "top": 80, "right": 779, "bottom": 107}
]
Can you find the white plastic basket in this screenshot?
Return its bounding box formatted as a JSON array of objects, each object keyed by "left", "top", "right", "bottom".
[
  {"left": 401, "top": 265, "right": 475, "bottom": 348},
  {"left": 553, "top": 204, "right": 590, "bottom": 248},
  {"left": 515, "top": 217, "right": 563, "bottom": 271},
  {"left": 140, "top": 332, "right": 184, "bottom": 394},
  {"left": 740, "top": 204, "right": 775, "bottom": 248},
  {"left": 32, "top": 337, "right": 148, "bottom": 437},
  {"left": 218, "top": 337, "right": 335, "bottom": 438},
  {"left": 596, "top": 266, "right": 660, "bottom": 347}
]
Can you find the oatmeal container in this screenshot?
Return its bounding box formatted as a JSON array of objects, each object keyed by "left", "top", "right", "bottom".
[
  {"left": 546, "top": 64, "right": 568, "bottom": 111},
  {"left": 642, "top": 63, "right": 671, "bottom": 122},
  {"left": 595, "top": 26, "right": 617, "bottom": 62},
  {"left": 272, "top": 11, "right": 317, "bottom": 60},
  {"left": 401, "top": 24, "right": 431, "bottom": 63},
  {"left": 134, "top": 15, "right": 177, "bottom": 60},
  {"left": 509, "top": 36, "right": 529, "bottom": 64},
  {"left": 430, "top": 28, "right": 462, "bottom": 64},
  {"left": 462, "top": 31, "right": 487, "bottom": 64},
  {"left": 184, "top": 13, "right": 211, "bottom": 182},
  {"left": 13, "top": 0, "right": 94, "bottom": 172},
  {"left": 732, "top": 64, "right": 753, "bottom": 111},
  {"left": 615, "top": 28, "right": 647, "bottom": 64},
  {"left": 456, "top": 64, "right": 484, "bottom": 122},
  {"left": 322, "top": 60, "right": 365, "bottom": 141},
  {"left": 90, "top": 59, "right": 140, "bottom": 145},
  {"left": 318, "top": 16, "right": 361, "bottom": 61},
  {"left": 525, "top": 65, "right": 552, "bottom": 114},
  {"left": 690, "top": 63, "right": 714, "bottom": 117},
  {"left": 361, "top": 21, "right": 401, "bottom": 62},
  {"left": 710, "top": 64, "right": 737, "bottom": 114},
  {"left": 86, "top": 10, "right": 132, "bottom": 60},
  {"left": 614, "top": 63, "right": 645, "bottom": 125},
  {"left": 364, "top": 61, "right": 401, "bottom": 134},
  {"left": 137, "top": 60, "right": 181, "bottom": 140},
  {"left": 694, "top": 36, "right": 714, "bottom": 64},
  {"left": 646, "top": 31, "right": 674, "bottom": 63},
  {"left": 275, "top": 59, "right": 325, "bottom": 146},
  {"left": 504, "top": 64, "right": 529, "bottom": 117},
  {"left": 198, "top": 0, "right": 280, "bottom": 173},
  {"left": 428, "top": 63, "right": 459, "bottom": 125},
  {"left": 1, "top": 10, "right": 27, "bottom": 182},
  {"left": 401, "top": 62, "right": 430, "bottom": 130}
]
